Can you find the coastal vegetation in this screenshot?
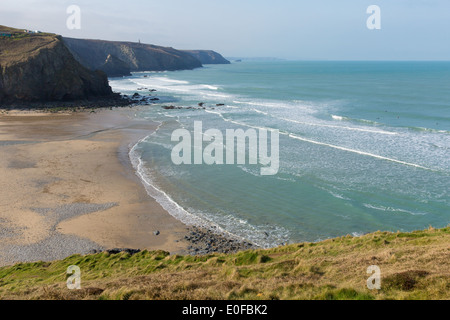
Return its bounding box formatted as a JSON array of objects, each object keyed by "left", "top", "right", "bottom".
[{"left": 0, "top": 227, "right": 448, "bottom": 300}]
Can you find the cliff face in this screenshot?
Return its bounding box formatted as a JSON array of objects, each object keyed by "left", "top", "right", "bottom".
[
  {"left": 63, "top": 38, "right": 203, "bottom": 77},
  {"left": 98, "top": 54, "right": 131, "bottom": 78},
  {"left": 0, "top": 73, "right": 4, "bottom": 102},
  {"left": 0, "top": 27, "right": 113, "bottom": 103},
  {"left": 182, "top": 50, "right": 230, "bottom": 65}
]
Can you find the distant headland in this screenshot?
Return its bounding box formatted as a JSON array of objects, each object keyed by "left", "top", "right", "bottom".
[{"left": 0, "top": 25, "right": 229, "bottom": 107}]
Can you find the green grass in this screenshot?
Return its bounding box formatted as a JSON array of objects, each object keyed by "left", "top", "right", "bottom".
[{"left": 0, "top": 227, "right": 448, "bottom": 300}]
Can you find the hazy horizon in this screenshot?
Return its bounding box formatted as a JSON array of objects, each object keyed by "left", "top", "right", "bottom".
[{"left": 1, "top": 0, "right": 450, "bottom": 60}]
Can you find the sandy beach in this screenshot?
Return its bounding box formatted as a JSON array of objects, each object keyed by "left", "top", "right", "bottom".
[{"left": 0, "top": 108, "right": 191, "bottom": 266}]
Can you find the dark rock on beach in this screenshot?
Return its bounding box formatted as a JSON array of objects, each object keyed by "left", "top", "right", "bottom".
[
  {"left": 162, "top": 103, "right": 223, "bottom": 111},
  {"left": 1, "top": 94, "right": 132, "bottom": 111},
  {"left": 105, "top": 248, "right": 142, "bottom": 255},
  {"left": 184, "top": 226, "right": 257, "bottom": 255}
]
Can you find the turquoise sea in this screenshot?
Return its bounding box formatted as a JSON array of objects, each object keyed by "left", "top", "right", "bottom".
[{"left": 110, "top": 61, "right": 450, "bottom": 247}]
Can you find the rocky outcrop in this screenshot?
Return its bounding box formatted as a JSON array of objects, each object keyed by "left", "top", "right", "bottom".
[
  {"left": 182, "top": 50, "right": 230, "bottom": 65},
  {"left": 0, "top": 74, "right": 4, "bottom": 102},
  {"left": 0, "top": 26, "right": 114, "bottom": 104},
  {"left": 98, "top": 54, "right": 131, "bottom": 77},
  {"left": 63, "top": 37, "right": 203, "bottom": 76}
]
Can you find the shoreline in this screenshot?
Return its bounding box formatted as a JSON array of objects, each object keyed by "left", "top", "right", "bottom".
[
  {"left": 0, "top": 107, "right": 190, "bottom": 266},
  {"left": 0, "top": 107, "right": 256, "bottom": 267}
]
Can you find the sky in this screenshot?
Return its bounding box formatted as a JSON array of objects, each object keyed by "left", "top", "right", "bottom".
[{"left": 1, "top": 0, "right": 450, "bottom": 60}]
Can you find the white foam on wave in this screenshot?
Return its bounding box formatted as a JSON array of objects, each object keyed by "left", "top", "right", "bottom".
[
  {"left": 252, "top": 108, "right": 269, "bottom": 115},
  {"left": 237, "top": 165, "right": 261, "bottom": 178},
  {"left": 109, "top": 79, "right": 143, "bottom": 93},
  {"left": 204, "top": 109, "right": 223, "bottom": 116},
  {"left": 211, "top": 98, "right": 397, "bottom": 136},
  {"left": 149, "top": 76, "right": 190, "bottom": 84},
  {"left": 127, "top": 78, "right": 236, "bottom": 104},
  {"left": 203, "top": 104, "right": 433, "bottom": 171},
  {"left": 204, "top": 108, "right": 280, "bottom": 134},
  {"left": 330, "top": 192, "right": 351, "bottom": 201},
  {"left": 232, "top": 100, "right": 294, "bottom": 110},
  {"left": 408, "top": 126, "right": 450, "bottom": 134},
  {"left": 129, "top": 134, "right": 279, "bottom": 246},
  {"left": 332, "top": 115, "right": 384, "bottom": 126},
  {"left": 203, "top": 107, "right": 432, "bottom": 171},
  {"left": 283, "top": 117, "right": 397, "bottom": 135},
  {"left": 202, "top": 84, "right": 219, "bottom": 90},
  {"left": 318, "top": 186, "right": 352, "bottom": 201},
  {"left": 363, "top": 203, "right": 427, "bottom": 216},
  {"left": 203, "top": 92, "right": 232, "bottom": 99},
  {"left": 276, "top": 176, "right": 296, "bottom": 182},
  {"left": 130, "top": 137, "right": 220, "bottom": 228},
  {"left": 330, "top": 114, "right": 448, "bottom": 136},
  {"left": 288, "top": 133, "right": 431, "bottom": 170}
]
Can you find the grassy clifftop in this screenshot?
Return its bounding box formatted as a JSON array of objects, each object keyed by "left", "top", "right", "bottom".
[
  {"left": 0, "top": 26, "right": 56, "bottom": 65},
  {"left": 0, "top": 227, "right": 448, "bottom": 300}
]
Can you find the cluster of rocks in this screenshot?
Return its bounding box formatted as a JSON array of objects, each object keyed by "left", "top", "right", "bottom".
[
  {"left": 184, "top": 226, "right": 256, "bottom": 255},
  {"left": 106, "top": 248, "right": 141, "bottom": 255},
  {"left": 85, "top": 227, "right": 256, "bottom": 258},
  {"left": 137, "top": 87, "right": 157, "bottom": 92},
  {"left": 0, "top": 93, "right": 132, "bottom": 111},
  {"left": 88, "top": 248, "right": 141, "bottom": 255},
  {"left": 162, "top": 105, "right": 185, "bottom": 110},
  {"left": 162, "top": 102, "right": 225, "bottom": 111},
  {"left": 121, "top": 92, "right": 160, "bottom": 105},
  {"left": 198, "top": 102, "right": 225, "bottom": 107}
]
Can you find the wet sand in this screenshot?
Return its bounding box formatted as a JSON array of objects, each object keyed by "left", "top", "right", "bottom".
[{"left": 0, "top": 108, "right": 190, "bottom": 266}]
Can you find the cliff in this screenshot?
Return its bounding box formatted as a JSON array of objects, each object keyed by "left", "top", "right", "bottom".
[
  {"left": 63, "top": 37, "right": 203, "bottom": 77},
  {"left": 182, "top": 50, "right": 230, "bottom": 64},
  {"left": 98, "top": 54, "right": 131, "bottom": 77},
  {"left": 0, "top": 26, "right": 114, "bottom": 104}
]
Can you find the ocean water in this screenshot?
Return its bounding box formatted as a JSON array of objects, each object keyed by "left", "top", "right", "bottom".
[{"left": 110, "top": 61, "right": 450, "bottom": 247}]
